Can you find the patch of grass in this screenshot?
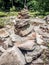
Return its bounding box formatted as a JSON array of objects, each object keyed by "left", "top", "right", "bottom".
[
  {"left": 45, "top": 12, "right": 49, "bottom": 15},
  {"left": 0, "top": 11, "right": 49, "bottom": 28},
  {"left": 0, "top": 11, "right": 49, "bottom": 18},
  {"left": 29, "top": 11, "right": 49, "bottom": 18},
  {"left": 29, "top": 11, "right": 40, "bottom": 17},
  {"left": 0, "top": 11, "right": 18, "bottom": 17},
  {"left": 0, "top": 18, "right": 6, "bottom": 28},
  {"left": 0, "top": 12, "right": 7, "bottom": 17},
  {"left": 7, "top": 12, "right": 18, "bottom": 16},
  {"left": 0, "top": 17, "right": 14, "bottom": 28}
]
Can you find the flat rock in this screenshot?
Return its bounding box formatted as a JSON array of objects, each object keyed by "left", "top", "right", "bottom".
[
  {"left": 30, "top": 18, "right": 46, "bottom": 24},
  {"left": 10, "top": 33, "right": 18, "bottom": 42},
  {"left": 27, "top": 32, "right": 36, "bottom": 40},
  {"left": 17, "top": 8, "right": 30, "bottom": 19},
  {"left": 15, "top": 19, "right": 29, "bottom": 28},
  {"left": 15, "top": 40, "right": 36, "bottom": 50},
  {"left": 6, "top": 25, "right": 15, "bottom": 35},
  {"left": 32, "top": 58, "right": 44, "bottom": 63},
  {"left": 36, "top": 33, "right": 44, "bottom": 45},
  {"left": 4, "top": 38, "right": 13, "bottom": 48},
  {"left": 0, "top": 46, "right": 26, "bottom": 65},
  {"left": 10, "top": 33, "right": 30, "bottom": 43},
  {"left": 33, "top": 26, "right": 40, "bottom": 33},
  {"left": 40, "top": 45, "right": 48, "bottom": 50},
  {"left": 0, "top": 28, "right": 9, "bottom": 38},
  {"left": 19, "top": 24, "right": 33, "bottom": 36},
  {"left": 25, "top": 46, "right": 43, "bottom": 63}
]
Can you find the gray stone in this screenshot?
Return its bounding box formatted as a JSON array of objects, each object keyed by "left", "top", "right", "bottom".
[
  {"left": 15, "top": 19, "right": 29, "bottom": 28},
  {"left": 30, "top": 18, "right": 46, "bottom": 24},
  {"left": 40, "top": 45, "right": 48, "bottom": 50},
  {"left": 0, "top": 39, "right": 8, "bottom": 50},
  {"left": 6, "top": 25, "right": 15, "bottom": 35},
  {"left": 17, "top": 8, "right": 30, "bottom": 19},
  {"left": 36, "top": 33, "right": 44, "bottom": 45},
  {"left": 0, "top": 46, "right": 26, "bottom": 65},
  {"left": 16, "top": 40, "right": 36, "bottom": 50},
  {"left": 10, "top": 33, "right": 18, "bottom": 42},
  {"left": 0, "top": 46, "right": 6, "bottom": 52},
  {"left": 33, "top": 26, "right": 40, "bottom": 33},
  {"left": 25, "top": 54, "right": 33, "bottom": 63},
  {"left": 27, "top": 32, "right": 36, "bottom": 40},
  {"left": 0, "top": 28, "right": 9, "bottom": 38},
  {"left": 25, "top": 46, "right": 43, "bottom": 63},
  {"left": 18, "top": 24, "right": 33, "bottom": 36},
  {"left": 4, "top": 38, "right": 13, "bottom": 48},
  {"left": 0, "top": 46, "right": 6, "bottom": 56},
  {"left": 44, "top": 15, "right": 49, "bottom": 23},
  {"left": 10, "top": 33, "right": 30, "bottom": 44},
  {"left": 32, "top": 58, "right": 44, "bottom": 63}
]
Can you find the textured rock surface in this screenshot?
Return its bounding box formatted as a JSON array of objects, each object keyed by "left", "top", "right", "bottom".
[
  {"left": 25, "top": 46, "right": 43, "bottom": 63},
  {"left": 15, "top": 19, "right": 29, "bottom": 28},
  {"left": 0, "top": 46, "right": 6, "bottom": 56},
  {"left": 18, "top": 24, "right": 33, "bottom": 37},
  {"left": 44, "top": 15, "right": 49, "bottom": 23},
  {"left": 27, "top": 32, "right": 36, "bottom": 40},
  {"left": 0, "top": 46, "right": 26, "bottom": 65},
  {"left": 30, "top": 18, "right": 46, "bottom": 25},
  {"left": 0, "top": 28, "right": 9, "bottom": 38},
  {"left": 0, "top": 14, "right": 49, "bottom": 65},
  {"left": 36, "top": 33, "right": 44, "bottom": 45},
  {"left": 17, "top": 8, "right": 30, "bottom": 19},
  {"left": 32, "top": 58, "right": 44, "bottom": 63},
  {"left": 16, "top": 40, "right": 36, "bottom": 50}
]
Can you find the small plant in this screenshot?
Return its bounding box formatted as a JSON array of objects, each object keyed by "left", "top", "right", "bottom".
[
  {"left": 10, "top": 6, "right": 16, "bottom": 12},
  {"left": 0, "top": 19, "right": 5, "bottom": 28}
]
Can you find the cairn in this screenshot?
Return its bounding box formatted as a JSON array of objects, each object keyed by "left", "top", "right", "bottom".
[
  {"left": 0, "top": 7, "right": 49, "bottom": 65},
  {"left": 17, "top": 6, "right": 30, "bottom": 19},
  {"left": 14, "top": 7, "right": 33, "bottom": 37}
]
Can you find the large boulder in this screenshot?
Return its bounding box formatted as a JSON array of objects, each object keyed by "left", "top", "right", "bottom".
[
  {"left": 0, "top": 46, "right": 26, "bottom": 65},
  {"left": 25, "top": 46, "right": 43, "bottom": 63},
  {"left": 15, "top": 40, "right": 36, "bottom": 51}
]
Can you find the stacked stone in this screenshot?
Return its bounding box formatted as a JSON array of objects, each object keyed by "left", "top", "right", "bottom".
[
  {"left": 14, "top": 9, "right": 46, "bottom": 65},
  {"left": 0, "top": 10, "right": 49, "bottom": 65},
  {"left": 17, "top": 8, "right": 30, "bottom": 19},
  {"left": 15, "top": 8, "right": 33, "bottom": 37}
]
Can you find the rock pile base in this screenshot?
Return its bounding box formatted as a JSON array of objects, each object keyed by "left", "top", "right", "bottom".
[{"left": 0, "top": 14, "right": 49, "bottom": 65}]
